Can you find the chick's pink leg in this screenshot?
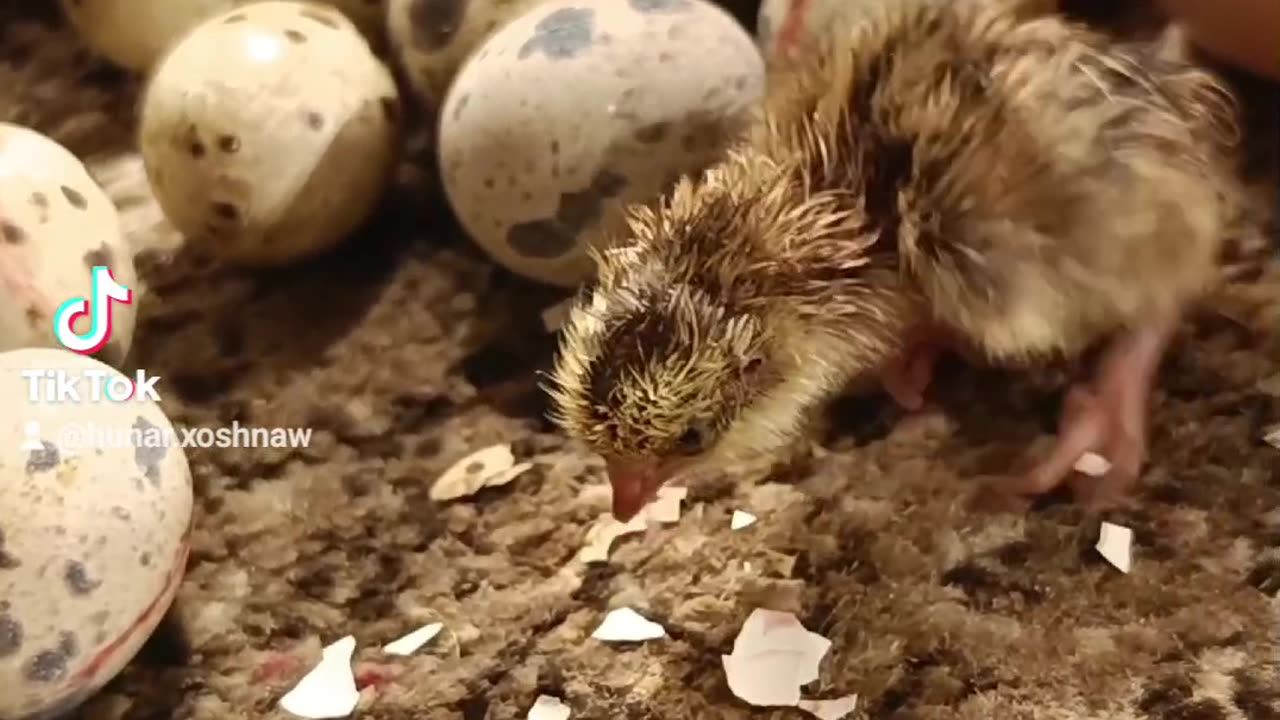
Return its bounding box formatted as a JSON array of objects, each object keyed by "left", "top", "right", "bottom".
[
  {"left": 997, "top": 312, "right": 1181, "bottom": 510},
  {"left": 880, "top": 345, "right": 939, "bottom": 412},
  {"left": 879, "top": 325, "right": 947, "bottom": 411}
]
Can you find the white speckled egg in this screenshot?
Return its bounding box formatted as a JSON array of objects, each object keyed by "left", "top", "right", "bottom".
[
  {"left": 387, "top": 0, "right": 548, "bottom": 116},
  {"left": 0, "top": 123, "right": 138, "bottom": 367},
  {"left": 0, "top": 348, "right": 193, "bottom": 720},
  {"left": 138, "top": 1, "right": 402, "bottom": 267},
  {"left": 59, "top": 0, "right": 390, "bottom": 72},
  {"left": 439, "top": 0, "right": 765, "bottom": 287}
]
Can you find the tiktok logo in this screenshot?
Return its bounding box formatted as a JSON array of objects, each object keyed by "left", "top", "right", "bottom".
[{"left": 52, "top": 265, "right": 133, "bottom": 354}]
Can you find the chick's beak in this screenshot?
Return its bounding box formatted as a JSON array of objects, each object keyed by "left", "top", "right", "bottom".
[{"left": 605, "top": 456, "right": 669, "bottom": 522}]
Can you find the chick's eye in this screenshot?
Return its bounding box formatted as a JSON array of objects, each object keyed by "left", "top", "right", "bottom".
[{"left": 675, "top": 424, "right": 709, "bottom": 455}]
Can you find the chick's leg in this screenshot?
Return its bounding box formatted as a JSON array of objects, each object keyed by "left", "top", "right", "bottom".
[
  {"left": 998, "top": 311, "right": 1181, "bottom": 509},
  {"left": 878, "top": 324, "right": 957, "bottom": 411}
]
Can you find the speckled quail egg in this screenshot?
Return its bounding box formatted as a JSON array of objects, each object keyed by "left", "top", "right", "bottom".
[
  {"left": 0, "top": 347, "right": 193, "bottom": 720},
  {"left": 59, "top": 0, "right": 390, "bottom": 72},
  {"left": 138, "top": 1, "right": 402, "bottom": 267},
  {"left": 387, "top": 0, "right": 548, "bottom": 117},
  {"left": 439, "top": 0, "right": 766, "bottom": 287},
  {"left": 0, "top": 123, "right": 138, "bottom": 366}
]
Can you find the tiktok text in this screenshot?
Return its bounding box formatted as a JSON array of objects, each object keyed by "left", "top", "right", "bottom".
[{"left": 21, "top": 368, "right": 161, "bottom": 403}]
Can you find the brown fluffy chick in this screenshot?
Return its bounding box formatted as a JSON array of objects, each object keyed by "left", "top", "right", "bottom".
[{"left": 545, "top": 0, "right": 1242, "bottom": 521}]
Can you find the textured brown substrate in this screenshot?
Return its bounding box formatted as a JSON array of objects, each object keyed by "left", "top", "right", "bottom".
[{"left": 1, "top": 3, "right": 1277, "bottom": 719}]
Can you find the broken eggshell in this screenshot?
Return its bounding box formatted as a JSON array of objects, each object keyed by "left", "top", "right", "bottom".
[
  {"left": 138, "top": 1, "right": 401, "bottom": 267},
  {"left": 721, "top": 608, "right": 832, "bottom": 708},
  {"left": 278, "top": 635, "right": 360, "bottom": 719},
  {"left": 438, "top": 0, "right": 765, "bottom": 287},
  {"left": 798, "top": 694, "right": 858, "bottom": 720},
  {"left": 527, "top": 695, "right": 571, "bottom": 720},
  {"left": 576, "top": 486, "right": 687, "bottom": 563},
  {"left": 1073, "top": 451, "right": 1111, "bottom": 477},
  {"left": 1263, "top": 425, "right": 1279, "bottom": 449},
  {"left": 591, "top": 607, "right": 666, "bottom": 642},
  {"left": 0, "top": 348, "right": 193, "bottom": 720},
  {"left": 382, "top": 622, "right": 443, "bottom": 656},
  {"left": 430, "top": 443, "right": 535, "bottom": 501},
  {"left": 577, "top": 513, "right": 647, "bottom": 563},
  {"left": 0, "top": 122, "right": 139, "bottom": 366},
  {"left": 1095, "top": 521, "right": 1133, "bottom": 574}
]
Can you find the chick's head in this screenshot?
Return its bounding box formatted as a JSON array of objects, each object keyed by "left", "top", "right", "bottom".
[{"left": 547, "top": 269, "right": 781, "bottom": 521}]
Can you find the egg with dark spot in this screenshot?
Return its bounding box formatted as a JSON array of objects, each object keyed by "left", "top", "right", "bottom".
[
  {"left": 58, "top": 0, "right": 389, "bottom": 72},
  {"left": 439, "top": 0, "right": 764, "bottom": 286},
  {"left": 0, "top": 348, "right": 193, "bottom": 720},
  {"left": 138, "top": 1, "right": 401, "bottom": 266},
  {"left": 387, "top": 0, "right": 547, "bottom": 114},
  {"left": 0, "top": 123, "right": 139, "bottom": 364}
]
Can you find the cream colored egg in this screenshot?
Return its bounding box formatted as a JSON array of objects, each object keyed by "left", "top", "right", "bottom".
[
  {"left": 387, "top": 0, "right": 548, "bottom": 116},
  {"left": 139, "top": 1, "right": 402, "bottom": 267},
  {"left": 0, "top": 348, "right": 192, "bottom": 720},
  {"left": 59, "top": 0, "right": 390, "bottom": 73},
  {"left": 0, "top": 123, "right": 138, "bottom": 367},
  {"left": 439, "top": 0, "right": 765, "bottom": 287}
]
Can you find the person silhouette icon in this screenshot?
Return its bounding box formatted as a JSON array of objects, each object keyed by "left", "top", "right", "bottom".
[{"left": 20, "top": 420, "right": 43, "bottom": 451}]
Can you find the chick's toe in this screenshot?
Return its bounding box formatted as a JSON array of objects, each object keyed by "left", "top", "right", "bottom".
[
  {"left": 993, "top": 313, "right": 1181, "bottom": 510},
  {"left": 877, "top": 328, "right": 944, "bottom": 412}
]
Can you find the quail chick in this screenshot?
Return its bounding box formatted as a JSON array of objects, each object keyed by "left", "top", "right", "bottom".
[{"left": 546, "top": 0, "right": 1242, "bottom": 521}]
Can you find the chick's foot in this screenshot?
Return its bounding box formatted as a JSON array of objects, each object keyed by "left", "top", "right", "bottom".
[
  {"left": 994, "top": 314, "right": 1180, "bottom": 510},
  {"left": 878, "top": 324, "right": 953, "bottom": 411},
  {"left": 880, "top": 345, "right": 938, "bottom": 411}
]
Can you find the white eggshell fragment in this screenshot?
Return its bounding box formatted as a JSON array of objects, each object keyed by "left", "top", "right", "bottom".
[
  {"left": 382, "top": 622, "right": 443, "bottom": 656},
  {"left": 730, "top": 510, "right": 757, "bottom": 530},
  {"left": 278, "top": 635, "right": 360, "bottom": 719},
  {"left": 439, "top": 0, "right": 765, "bottom": 287},
  {"left": 527, "top": 695, "right": 571, "bottom": 720},
  {"left": 387, "top": 0, "right": 549, "bottom": 116},
  {"left": 139, "top": 1, "right": 401, "bottom": 266},
  {"left": 591, "top": 607, "right": 666, "bottom": 642},
  {"left": 59, "top": 0, "right": 389, "bottom": 72},
  {"left": 429, "top": 443, "right": 516, "bottom": 501},
  {"left": 1096, "top": 521, "right": 1133, "bottom": 574},
  {"left": 0, "top": 123, "right": 139, "bottom": 365},
  {"left": 0, "top": 348, "right": 193, "bottom": 720},
  {"left": 799, "top": 695, "right": 858, "bottom": 720}
]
